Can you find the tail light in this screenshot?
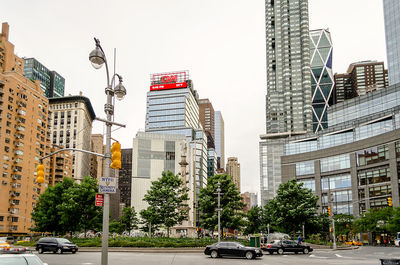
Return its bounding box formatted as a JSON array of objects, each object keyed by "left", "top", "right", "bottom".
[{"left": 267, "top": 245, "right": 271, "bottom": 248}]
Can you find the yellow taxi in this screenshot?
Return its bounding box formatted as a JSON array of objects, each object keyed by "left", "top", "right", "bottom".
[
  {"left": 344, "top": 240, "right": 363, "bottom": 246},
  {"left": 0, "top": 241, "right": 11, "bottom": 251}
]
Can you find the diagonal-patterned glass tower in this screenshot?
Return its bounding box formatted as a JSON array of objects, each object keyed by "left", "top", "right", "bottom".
[{"left": 310, "top": 29, "right": 334, "bottom": 132}]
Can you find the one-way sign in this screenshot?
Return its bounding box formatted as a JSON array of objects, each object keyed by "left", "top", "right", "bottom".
[{"left": 99, "top": 176, "right": 116, "bottom": 193}]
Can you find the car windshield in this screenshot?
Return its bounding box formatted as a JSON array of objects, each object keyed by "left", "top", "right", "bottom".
[{"left": 56, "top": 238, "right": 72, "bottom": 244}]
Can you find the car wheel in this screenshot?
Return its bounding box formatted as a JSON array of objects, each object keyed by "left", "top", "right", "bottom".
[
  {"left": 303, "top": 248, "right": 309, "bottom": 254},
  {"left": 56, "top": 248, "right": 63, "bottom": 254},
  {"left": 38, "top": 247, "right": 43, "bottom": 254},
  {"left": 295, "top": 252, "right": 298, "bottom": 254},
  {"left": 210, "top": 250, "right": 219, "bottom": 258},
  {"left": 277, "top": 248, "right": 284, "bottom": 255},
  {"left": 245, "top": 251, "right": 254, "bottom": 260},
  {"left": 268, "top": 251, "right": 273, "bottom": 255}
]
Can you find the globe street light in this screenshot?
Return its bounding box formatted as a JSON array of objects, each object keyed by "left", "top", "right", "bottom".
[{"left": 89, "top": 37, "right": 126, "bottom": 265}]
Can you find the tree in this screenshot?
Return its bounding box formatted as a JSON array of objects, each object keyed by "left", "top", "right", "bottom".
[
  {"left": 139, "top": 207, "right": 162, "bottom": 236},
  {"left": 387, "top": 207, "right": 400, "bottom": 233},
  {"left": 142, "top": 171, "right": 189, "bottom": 237},
  {"left": 32, "top": 176, "right": 102, "bottom": 235},
  {"left": 198, "top": 174, "right": 245, "bottom": 234},
  {"left": 244, "top": 206, "right": 263, "bottom": 235},
  {"left": 334, "top": 214, "right": 354, "bottom": 236},
  {"left": 59, "top": 177, "right": 102, "bottom": 235},
  {"left": 120, "top": 206, "right": 138, "bottom": 232},
  {"left": 31, "top": 178, "right": 75, "bottom": 235},
  {"left": 354, "top": 207, "right": 393, "bottom": 234},
  {"left": 109, "top": 220, "right": 125, "bottom": 234},
  {"left": 264, "top": 179, "right": 319, "bottom": 236}
]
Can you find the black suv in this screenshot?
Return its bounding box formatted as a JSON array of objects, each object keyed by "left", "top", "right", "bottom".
[{"left": 36, "top": 238, "right": 78, "bottom": 254}]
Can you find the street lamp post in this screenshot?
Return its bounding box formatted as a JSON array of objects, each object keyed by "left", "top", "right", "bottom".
[
  {"left": 89, "top": 38, "right": 126, "bottom": 265},
  {"left": 215, "top": 181, "right": 222, "bottom": 243}
]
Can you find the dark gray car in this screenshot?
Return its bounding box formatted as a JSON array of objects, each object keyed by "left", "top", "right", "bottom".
[{"left": 36, "top": 237, "right": 78, "bottom": 254}]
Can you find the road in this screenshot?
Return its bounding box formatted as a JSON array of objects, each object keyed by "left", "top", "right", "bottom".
[{"left": 37, "top": 247, "right": 400, "bottom": 265}]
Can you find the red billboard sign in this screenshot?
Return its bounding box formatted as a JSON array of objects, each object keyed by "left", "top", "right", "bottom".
[
  {"left": 95, "top": 193, "right": 104, "bottom": 207},
  {"left": 150, "top": 71, "right": 189, "bottom": 91}
]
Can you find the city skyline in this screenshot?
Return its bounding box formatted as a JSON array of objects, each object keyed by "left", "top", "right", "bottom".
[{"left": 2, "top": 0, "right": 386, "bottom": 194}]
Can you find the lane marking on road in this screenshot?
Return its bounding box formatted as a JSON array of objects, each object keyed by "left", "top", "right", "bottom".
[
  {"left": 81, "top": 263, "right": 94, "bottom": 265},
  {"left": 335, "top": 254, "right": 343, "bottom": 258},
  {"left": 309, "top": 254, "right": 329, "bottom": 259}
]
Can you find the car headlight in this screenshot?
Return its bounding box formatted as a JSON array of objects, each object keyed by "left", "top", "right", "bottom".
[{"left": 62, "top": 246, "right": 69, "bottom": 249}]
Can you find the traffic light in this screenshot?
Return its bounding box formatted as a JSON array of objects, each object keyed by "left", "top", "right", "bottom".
[
  {"left": 36, "top": 164, "right": 45, "bottom": 184},
  {"left": 110, "top": 141, "right": 121, "bottom": 169},
  {"left": 327, "top": 206, "right": 332, "bottom": 216},
  {"left": 387, "top": 197, "right": 392, "bottom": 207}
]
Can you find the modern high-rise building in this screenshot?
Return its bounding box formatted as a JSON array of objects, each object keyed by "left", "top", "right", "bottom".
[
  {"left": 310, "top": 29, "right": 334, "bottom": 132},
  {"left": 383, "top": 0, "right": 400, "bottom": 85},
  {"left": 333, "top": 61, "right": 388, "bottom": 104},
  {"left": 23, "top": 58, "right": 65, "bottom": 98},
  {"left": 214, "top": 111, "right": 225, "bottom": 169},
  {"left": 260, "top": 0, "right": 312, "bottom": 204},
  {"left": 207, "top": 148, "right": 217, "bottom": 178},
  {"left": 226, "top": 157, "right": 241, "bottom": 193},
  {"left": 119, "top": 148, "right": 132, "bottom": 207},
  {"left": 144, "top": 70, "right": 208, "bottom": 227},
  {"left": 49, "top": 93, "right": 95, "bottom": 182},
  {"left": 0, "top": 22, "right": 49, "bottom": 235}
]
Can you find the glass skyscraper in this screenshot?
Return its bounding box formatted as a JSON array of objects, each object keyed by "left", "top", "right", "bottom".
[
  {"left": 310, "top": 29, "right": 334, "bottom": 132},
  {"left": 23, "top": 58, "right": 65, "bottom": 98},
  {"left": 214, "top": 111, "right": 225, "bottom": 169},
  {"left": 260, "top": 0, "right": 312, "bottom": 205},
  {"left": 383, "top": 0, "right": 400, "bottom": 85}
]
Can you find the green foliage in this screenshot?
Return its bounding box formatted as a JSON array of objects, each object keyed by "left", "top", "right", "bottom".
[
  {"left": 198, "top": 174, "right": 245, "bottom": 232},
  {"left": 244, "top": 206, "right": 262, "bottom": 235},
  {"left": 140, "top": 206, "right": 162, "bottom": 235},
  {"left": 120, "top": 207, "right": 139, "bottom": 232},
  {"left": 354, "top": 207, "right": 394, "bottom": 233},
  {"left": 31, "top": 178, "right": 75, "bottom": 235},
  {"left": 142, "top": 171, "right": 189, "bottom": 237},
  {"left": 262, "top": 180, "right": 319, "bottom": 235},
  {"left": 334, "top": 214, "right": 354, "bottom": 235},
  {"left": 387, "top": 207, "right": 400, "bottom": 233},
  {"left": 31, "top": 177, "right": 102, "bottom": 235},
  {"left": 109, "top": 220, "right": 125, "bottom": 234}
]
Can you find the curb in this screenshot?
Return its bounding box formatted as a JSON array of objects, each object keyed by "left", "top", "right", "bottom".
[{"left": 28, "top": 247, "right": 205, "bottom": 253}]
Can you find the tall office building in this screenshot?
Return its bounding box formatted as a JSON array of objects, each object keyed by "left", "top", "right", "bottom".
[
  {"left": 260, "top": 0, "right": 312, "bottom": 204},
  {"left": 198, "top": 98, "right": 215, "bottom": 142},
  {"left": 214, "top": 111, "right": 225, "bottom": 169},
  {"left": 23, "top": 58, "right": 65, "bottom": 98},
  {"left": 144, "top": 70, "right": 208, "bottom": 227},
  {"left": 310, "top": 29, "right": 334, "bottom": 132},
  {"left": 90, "top": 134, "right": 104, "bottom": 180},
  {"left": 383, "top": 0, "right": 400, "bottom": 85},
  {"left": 119, "top": 148, "right": 132, "bottom": 207},
  {"left": 333, "top": 61, "right": 388, "bottom": 104},
  {"left": 0, "top": 23, "right": 49, "bottom": 234},
  {"left": 49, "top": 93, "right": 95, "bottom": 182},
  {"left": 226, "top": 157, "right": 241, "bottom": 193}
]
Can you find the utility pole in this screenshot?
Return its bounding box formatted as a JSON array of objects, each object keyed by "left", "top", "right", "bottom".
[{"left": 329, "top": 193, "right": 337, "bottom": 250}]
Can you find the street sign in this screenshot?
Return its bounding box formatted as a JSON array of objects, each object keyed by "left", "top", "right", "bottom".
[
  {"left": 99, "top": 176, "right": 117, "bottom": 193},
  {"left": 95, "top": 193, "right": 104, "bottom": 206}
]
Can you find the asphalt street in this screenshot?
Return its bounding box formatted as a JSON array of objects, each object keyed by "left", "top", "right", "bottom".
[{"left": 37, "top": 247, "right": 400, "bottom": 265}]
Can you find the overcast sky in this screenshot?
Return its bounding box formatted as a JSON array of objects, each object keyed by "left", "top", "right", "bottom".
[{"left": 3, "top": 0, "right": 386, "bottom": 195}]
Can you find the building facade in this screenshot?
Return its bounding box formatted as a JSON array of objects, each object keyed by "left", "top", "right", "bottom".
[
  {"left": 260, "top": 0, "right": 312, "bottom": 204},
  {"left": 383, "top": 0, "right": 400, "bottom": 85},
  {"left": 0, "top": 23, "right": 49, "bottom": 234},
  {"left": 198, "top": 98, "right": 215, "bottom": 143},
  {"left": 48, "top": 145, "right": 73, "bottom": 186},
  {"left": 226, "top": 157, "right": 241, "bottom": 193},
  {"left": 281, "top": 83, "right": 400, "bottom": 216},
  {"left": 310, "top": 29, "right": 334, "bottom": 132},
  {"left": 90, "top": 134, "right": 104, "bottom": 180},
  {"left": 334, "top": 61, "right": 388, "bottom": 104},
  {"left": 23, "top": 58, "right": 65, "bottom": 98},
  {"left": 131, "top": 132, "right": 196, "bottom": 236},
  {"left": 119, "top": 148, "right": 132, "bottom": 207},
  {"left": 214, "top": 111, "right": 225, "bottom": 169},
  {"left": 49, "top": 94, "right": 95, "bottom": 182},
  {"left": 145, "top": 71, "right": 208, "bottom": 226},
  {"left": 207, "top": 148, "right": 217, "bottom": 178}
]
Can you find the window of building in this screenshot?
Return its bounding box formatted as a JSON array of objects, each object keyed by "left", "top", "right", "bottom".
[
  {"left": 358, "top": 167, "right": 391, "bottom": 186},
  {"left": 298, "top": 178, "right": 315, "bottom": 192},
  {"left": 320, "top": 154, "right": 350, "bottom": 172},
  {"left": 321, "top": 174, "right": 351, "bottom": 190},
  {"left": 369, "top": 185, "right": 391, "bottom": 198},
  {"left": 356, "top": 144, "right": 389, "bottom": 166}
]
